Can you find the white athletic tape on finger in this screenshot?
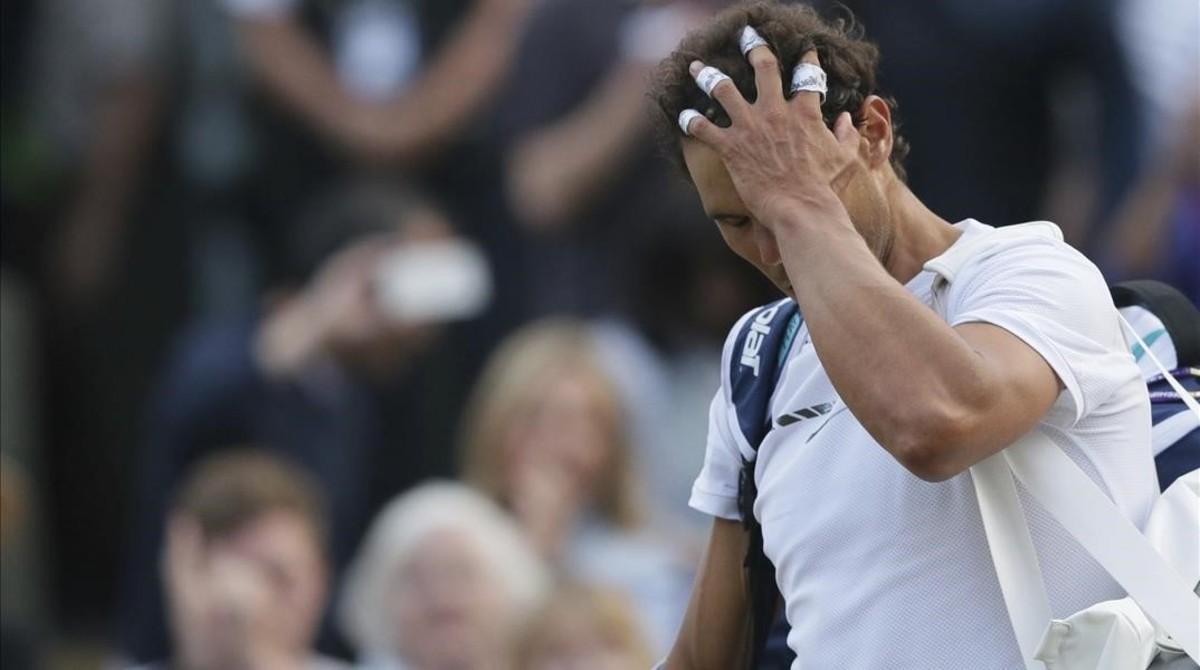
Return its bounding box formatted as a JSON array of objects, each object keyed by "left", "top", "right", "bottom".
[
  {"left": 739, "top": 26, "right": 768, "bottom": 56},
  {"left": 694, "top": 65, "right": 731, "bottom": 97},
  {"left": 789, "top": 62, "right": 827, "bottom": 103},
  {"left": 678, "top": 109, "right": 703, "bottom": 136}
]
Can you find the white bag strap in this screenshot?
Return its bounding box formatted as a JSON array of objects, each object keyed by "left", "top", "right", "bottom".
[
  {"left": 1003, "top": 434, "right": 1200, "bottom": 661},
  {"left": 970, "top": 453, "right": 1052, "bottom": 670},
  {"left": 974, "top": 314, "right": 1200, "bottom": 667}
]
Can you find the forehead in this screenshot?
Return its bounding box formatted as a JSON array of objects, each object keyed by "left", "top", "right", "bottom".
[
  {"left": 221, "top": 510, "right": 321, "bottom": 564},
  {"left": 681, "top": 139, "right": 746, "bottom": 218}
]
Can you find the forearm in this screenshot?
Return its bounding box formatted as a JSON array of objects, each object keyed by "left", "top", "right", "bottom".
[
  {"left": 375, "top": 0, "right": 530, "bottom": 160},
  {"left": 237, "top": 16, "right": 362, "bottom": 142},
  {"left": 508, "top": 63, "right": 650, "bottom": 226},
  {"left": 666, "top": 518, "right": 751, "bottom": 670},
  {"left": 773, "top": 194, "right": 995, "bottom": 475}
]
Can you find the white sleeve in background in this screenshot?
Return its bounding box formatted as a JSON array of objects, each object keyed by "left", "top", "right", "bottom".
[
  {"left": 220, "top": 0, "right": 297, "bottom": 18},
  {"left": 944, "top": 235, "right": 1139, "bottom": 426}
]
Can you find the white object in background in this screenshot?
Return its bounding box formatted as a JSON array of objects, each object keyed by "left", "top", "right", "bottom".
[
  {"left": 1119, "top": 305, "right": 1180, "bottom": 380},
  {"left": 374, "top": 239, "right": 492, "bottom": 323},
  {"left": 334, "top": 0, "right": 421, "bottom": 101}
]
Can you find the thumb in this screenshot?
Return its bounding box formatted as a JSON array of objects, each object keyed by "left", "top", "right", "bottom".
[{"left": 833, "top": 112, "right": 858, "bottom": 146}]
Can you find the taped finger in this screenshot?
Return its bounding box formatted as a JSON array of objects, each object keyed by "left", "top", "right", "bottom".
[
  {"left": 789, "top": 62, "right": 827, "bottom": 103},
  {"left": 678, "top": 109, "right": 704, "bottom": 136},
  {"left": 739, "top": 26, "right": 768, "bottom": 56},
  {"left": 694, "top": 65, "right": 732, "bottom": 98}
]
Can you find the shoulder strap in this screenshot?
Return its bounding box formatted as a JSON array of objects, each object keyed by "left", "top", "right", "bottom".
[
  {"left": 726, "top": 299, "right": 802, "bottom": 669},
  {"left": 975, "top": 315, "right": 1200, "bottom": 668},
  {"left": 727, "top": 299, "right": 803, "bottom": 452},
  {"left": 970, "top": 455, "right": 1052, "bottom": 670},
  {"left": 1004, "top": 433, "right": 1200, "bottom": 661}
]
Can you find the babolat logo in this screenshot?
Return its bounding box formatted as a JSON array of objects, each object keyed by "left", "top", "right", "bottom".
[
  {"left": 740, "top": 305, "right": 781, "bottom": 377},
  {"left": 777, "top": 402, "right": 833, "bottom": 426}
]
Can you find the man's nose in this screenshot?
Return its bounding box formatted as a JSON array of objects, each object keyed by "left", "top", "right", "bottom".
[{"left": 753, "top": 221, "right": 782, "bottom": 266}]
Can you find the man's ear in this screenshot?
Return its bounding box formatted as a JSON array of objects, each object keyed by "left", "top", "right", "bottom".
[{"left": 857, "top": 95, "right": 894, "bottom": 169}]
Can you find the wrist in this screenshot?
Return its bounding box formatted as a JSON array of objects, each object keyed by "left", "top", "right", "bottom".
[{"left": 761, "top": 187, "right": 852, "bottom": 237}]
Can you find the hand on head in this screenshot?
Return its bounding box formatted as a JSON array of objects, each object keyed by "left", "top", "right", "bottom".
[{"left": 678, "top": 31, "right": 865, "bottom": 231}]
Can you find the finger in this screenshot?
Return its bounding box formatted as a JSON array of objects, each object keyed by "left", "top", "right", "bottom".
[
  {"left": 689, "top": 60, "right": 750, "bottom": 121},
  {"left": 739, "top": 26, "right": 783, "bottom": 105},
  {"left": 833, "top": 111, "right": 858, "bottom": 146},
  {"left": 677, "top": 108, "right": 724, "bottom": 148},
  {"left": 789, "top": 49, "right": 827, "bottom": 112}
]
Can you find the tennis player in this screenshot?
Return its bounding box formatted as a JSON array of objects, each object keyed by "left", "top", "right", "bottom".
[{"left": 648, "top": 3, "right": 1159, "bottom": 668}]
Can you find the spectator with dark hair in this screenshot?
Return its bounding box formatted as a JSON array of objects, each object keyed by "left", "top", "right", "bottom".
[
  {"left": 119, "top": 182, "right": 475, "bottom": 663},
  {"left": 130, "top": 449, "right": 347, "bottom": 670}
]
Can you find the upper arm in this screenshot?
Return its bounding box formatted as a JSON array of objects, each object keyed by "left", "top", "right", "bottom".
[
  {"left": 926, "top": 237, "right": 1137, "bottom": 478},
  {"left": 665, "top": 517, "right": 750, "bottom": 670},
  {"left": 941, "top": 321, "right": 1062, "bottom": 468}
]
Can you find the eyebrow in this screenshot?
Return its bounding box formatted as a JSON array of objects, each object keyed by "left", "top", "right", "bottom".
[{"left": 711, "top": 213, "right": 745, "bottom": 222}]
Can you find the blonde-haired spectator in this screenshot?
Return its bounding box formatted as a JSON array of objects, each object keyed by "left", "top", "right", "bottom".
[
  {"left": 339, "top": 482, "right": 549, "bottom": 670},
  {"left": 514, "top": 582, "right": 655, "bottom": 670},
  {"left": 459, "top": 319, "right": 690, "bottom": 654}
]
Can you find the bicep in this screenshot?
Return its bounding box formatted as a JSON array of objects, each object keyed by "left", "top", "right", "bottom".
[
  {"left": 665, "top": 517, "right": 750, "bottom": 670},
  {"left": 953, "top": 321, "right": 1062, "bottom": 454}
]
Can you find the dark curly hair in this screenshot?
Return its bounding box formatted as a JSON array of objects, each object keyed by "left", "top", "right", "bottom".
[{"left": 649, "top": 1, "right": 910, "bottom": 181}]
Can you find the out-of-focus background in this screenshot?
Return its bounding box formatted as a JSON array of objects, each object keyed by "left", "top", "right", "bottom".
[{"left": 0, "top": 0, "right": 1196, "bottom": 667}]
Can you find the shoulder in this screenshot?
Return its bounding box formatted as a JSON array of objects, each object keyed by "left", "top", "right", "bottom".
[
  {"left": 940, "top": 221, "right": 1114, "bottom": 320},
  {"left": 956, "top": 221, "right": 1104, "bottom": 285}
]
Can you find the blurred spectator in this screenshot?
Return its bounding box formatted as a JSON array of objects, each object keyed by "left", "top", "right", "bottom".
[
  {"left": 220, "top": 0, "right": 533, "bottom": 286},
  {"left": 513, "top": 582, "right": 655, "bottom": 670},
  {"left": 1, "top": 272, "right": 44, "bottom": 668},
  {"left": 824, "top": 0, "right": 1143, "bottom": 247},
  {"left": 1103, "top": 101, "right": 1200, "bottom": 301},
  {"left": 1, "top": 454, "right": 37, "bottom": 669},
  {"left": 6, "top": 0, "right": 186, "bottom": 631},
  {"left": 460, "top": 320, "right": 691, "bottom": 653},
  {"left": 131, "top": 449, "right": 346, "bottom": 670},
  {"left": 25, "top": 0, "right": 171, "bottom": 309},
  {"left": 496, "top": 0, "right": 724, "bottom": 315},
  {"left": 339, "top": 482, "right": 549, "bottom": 670},
  {"left": 120, "top": 182, "right": 468, "bottom": 662},
  {"left": 1117, "top": 0, "right": 1200, "bottom": 152},
  {"left": 227, "top": 0, "right": 530, "bottom": 163}
]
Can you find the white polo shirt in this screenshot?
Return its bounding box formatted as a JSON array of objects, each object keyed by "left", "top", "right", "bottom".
[{"left": 690, "top": 219, "right": 1159, "bottom": 669}]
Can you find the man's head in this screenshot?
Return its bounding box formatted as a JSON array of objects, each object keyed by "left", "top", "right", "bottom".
[
  {"left": 165, "top": 450, "right": 329, "bottom": 667},
  {"left": 649, "top": 1, "right": 909, "bottom": 296}
]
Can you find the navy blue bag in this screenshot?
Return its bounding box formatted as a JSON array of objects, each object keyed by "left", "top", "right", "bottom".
[
  {"left": 726, "top": 298, "right": 802, "bottom": 670},
  {"left": 1110, "top": 280, "right": 1200, "bottom": 491}
]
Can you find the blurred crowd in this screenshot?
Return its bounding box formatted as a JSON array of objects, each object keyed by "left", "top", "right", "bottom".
[{"left": 0, "top": 0, "right": 1195, "bottom": 668}]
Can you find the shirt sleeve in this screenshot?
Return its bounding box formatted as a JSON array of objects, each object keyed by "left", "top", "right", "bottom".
[
  {"left": 943, "top": 235, "right": 1138, "bottom": 425},
  {"left": 689, "top": 310, "right": 759, "bottom": 521},
  {"left": 688, "top": 389, "right": 743, "bottom": 520}
]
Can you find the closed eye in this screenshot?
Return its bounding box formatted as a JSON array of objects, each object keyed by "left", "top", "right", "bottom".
[{"left": 714, "top": 216, "right": 750, "bottom": 229}]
